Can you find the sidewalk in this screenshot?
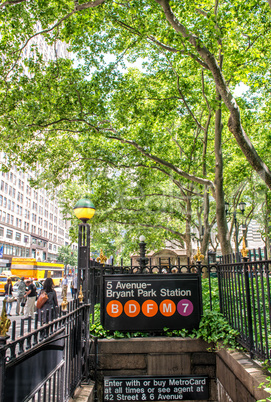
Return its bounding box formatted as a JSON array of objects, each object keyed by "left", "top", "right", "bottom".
[{"left": 0, "top": 286, "right": 74, "bottom": 338}]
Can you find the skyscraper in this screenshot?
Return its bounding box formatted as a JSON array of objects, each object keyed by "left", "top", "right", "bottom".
[{"left": 0, "top": 155, "right": 75, "bottom": 269}]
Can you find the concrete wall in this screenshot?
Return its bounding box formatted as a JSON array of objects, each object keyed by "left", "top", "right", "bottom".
[
  {"left": 216, "top": 348, "right": 270, "bottom": 402},
  {"left": 91, "top": 337, "right": 271, "bottom": 402},
  {"left": 93, "top": 338, "right": 217, "bottom": 401}
]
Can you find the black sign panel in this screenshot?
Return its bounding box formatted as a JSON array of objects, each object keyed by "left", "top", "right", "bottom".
[
  {"left": 102, "top": 274, "right": 202, "bottom": 331},
  {"left": 104, "top": 376, "right": 209, "bottom": 401}
]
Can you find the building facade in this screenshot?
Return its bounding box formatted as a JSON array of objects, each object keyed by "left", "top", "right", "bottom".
[{"left": 0, "top": 153, "right": 75, "bottom": 266}]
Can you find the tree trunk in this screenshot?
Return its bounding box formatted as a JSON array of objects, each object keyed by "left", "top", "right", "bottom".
[
  {"left": 185, "top": 193, "right": 192, "bottom": 262},
  {"left": 214, "top": 92, "right": 232, "bottom": 255}
]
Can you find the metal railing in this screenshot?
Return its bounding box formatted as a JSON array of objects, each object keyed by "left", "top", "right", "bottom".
[
  {"left": 218, "top": 247, "right": 271, "bottom": 361},
  {"left": 90, "top": 251, "right": 271, "bottom": 362},
  {"left": 0, "top": 300, "right": 90, "bottom": 402}
]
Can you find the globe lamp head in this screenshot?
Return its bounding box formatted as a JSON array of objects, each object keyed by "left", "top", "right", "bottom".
[{"left": 74, "top": 198, "right": 95, "bottom": 223}]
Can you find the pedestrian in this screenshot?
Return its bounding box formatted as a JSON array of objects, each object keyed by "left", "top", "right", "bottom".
[
  {"left": 37, "top": 277, "right": 58, "bottom": 323},
  {"left": 24, "top": 278, "right": 37, "bottom": 319},
  {"left": 70, "top": 277, "right": 74, "bottom": 298},
  {"left": 4, "top": 277, "right": 14, "bottom": 316},
  {"left": 72, "top": 273, "right": 77, "bottom": 299},
  {"left": 16, "top": 277, "right": 26, "bottom": 316},
  {"left": 61, "top": 274, "right": 68, "bottom": 298}
]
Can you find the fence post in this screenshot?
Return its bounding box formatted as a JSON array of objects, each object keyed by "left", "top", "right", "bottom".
[
  {"left": 243, "top": 257, "right": 254, "bottom": 358},
  {"left": 0, "top": 335, "right": 8, "bottom": 400}
]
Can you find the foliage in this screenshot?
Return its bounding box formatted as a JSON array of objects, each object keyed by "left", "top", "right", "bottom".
[
  {"left": 1, "top": 0, "right": 271, "bottom": 254},
  {"left": 90, "top": 303, "right": 239, "bottom": 348},
  {"left": 192, "top": 310, "right": 239, "bottom": 348},
  {"left": 57, "top": 245, "right": 77, "bottom": 267},
  {"left": 257, "top": 368, "right": 271, "bottom": 402},
  {"left": 89, "top": 277, "right": 238, "bottom": 348}
]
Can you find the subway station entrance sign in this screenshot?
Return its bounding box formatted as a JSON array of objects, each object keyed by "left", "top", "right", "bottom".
[
  {"left": 104, "top": 375, "right": 209, "bottom": 401},
  {"left": 101, "top": 274, "right": 202, "bottom": 331}
]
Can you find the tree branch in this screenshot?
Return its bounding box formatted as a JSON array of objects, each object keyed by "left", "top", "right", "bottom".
[
  {"left": 107, "top": 134, "right": 215, "bottom": 192},
  {"left": 0, "top": 0, "right": 26, "bottom": 8},
  {"left": 108, "top": 219, "right": 185, "bottom": 239},
  {"left": 155, "top": 0, "right": 271, "bottom": 189}
]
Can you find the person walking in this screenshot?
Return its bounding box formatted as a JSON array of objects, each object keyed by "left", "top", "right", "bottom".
[
  {"left": 37, "top": 277, "right": 58, "bottom": 323},
  {"left": 16, "top": 277, "right": 26, "bottom": 316},
  {"left": 70, "top": 273, "right": 78, "bottom": 299},
  {"left": 24, "top": 278, "right": 37, "bottom": 319},
  {"left": 61, "top": 274, "right": 68, "bottom": 298},
  {"left": 72, "top": 273, "right": 77, "bottom": 299},
  {"left": 4, "top": 277, "right": 14, "bottom": 316}
]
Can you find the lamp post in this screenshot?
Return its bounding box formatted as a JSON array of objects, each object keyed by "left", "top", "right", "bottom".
[
  {"left": 138, "top": 235, "right": 149, "bottom": 270},
  {"left": 225, "top": 201, "right": 246, "bottom": 254},
  {"left": 74, "top": 197, "right": 96, "bottom": 304}
]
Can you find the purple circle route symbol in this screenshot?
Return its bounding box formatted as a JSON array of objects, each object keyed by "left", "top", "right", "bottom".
[{"left": 177, "top": 299, "right": 194, "bottom": 316}]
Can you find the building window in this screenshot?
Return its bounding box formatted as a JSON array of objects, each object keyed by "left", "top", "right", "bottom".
[
  {"left": 16, "top": 218, "right": 22, "bottom": 228},
  {"left": 24, "top": 235, "right": 29, "bottom": 243},
  {"left": 15, "top": 232, "right": 21, "bottom": 241},
  {"left": 0, "top": 227, "right": 3, "bottom": 237},
  {"left": 6, "top": 229, "right": 13, "bottom": 239}
]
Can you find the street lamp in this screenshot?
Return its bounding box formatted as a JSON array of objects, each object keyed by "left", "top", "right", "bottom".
[
  {"left": 225, "top": 201, "right": 246, "bottom": 254},
  {"left": 74, "top": 197, "right": 96, "bottom": 303}
]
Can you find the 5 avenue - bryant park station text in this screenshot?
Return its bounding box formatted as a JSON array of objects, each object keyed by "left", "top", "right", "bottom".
[{"left": 102, "top": 274, "right": 202, "bottom": 331}]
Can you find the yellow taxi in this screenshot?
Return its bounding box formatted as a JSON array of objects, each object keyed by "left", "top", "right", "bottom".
[{"left": 0, "top": 275, "right": 20, "bottom": 295}]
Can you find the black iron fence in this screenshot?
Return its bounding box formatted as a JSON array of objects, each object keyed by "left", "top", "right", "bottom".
[
  {"left": 89, "top": 259, "right": 219, "bottom": 321},
  {"left": 2, "top": 248, "right": 271, "bottom": 401},
  {"left": 0, "top": 300, "right": 90, "bottom": 402},
  {"left": 90, "top": 250, "right": 271, "bottom": 363},
  {"left": 218, "top": 247, "right": 271, "bottom": 361}
]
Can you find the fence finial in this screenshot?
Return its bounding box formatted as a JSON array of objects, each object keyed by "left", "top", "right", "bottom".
[
  {"left": 241, "top": 237, "right": 248, "bottom": 258},
  {"left": 0, "top": 300, "right": 11, "bottom": 337},
  {"left": 97, "top": 249, "right": 107, "bottom": 265},
  {"left": 78, "top": 285, "right": 84, "bottom": 303},
  {"left": 193, "top": 247, "right": 204, "bottom": 263},
  {"left": 61, "top": 296, "right": 68, "bottom": 311}
]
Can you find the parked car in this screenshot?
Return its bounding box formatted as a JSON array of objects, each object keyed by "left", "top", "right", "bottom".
[{"left": 0, "top": 275, "right": 20, "bottom": 295}]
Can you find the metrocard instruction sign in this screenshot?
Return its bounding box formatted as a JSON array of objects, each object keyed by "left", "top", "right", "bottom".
[{"left": 101, "top": 274, "right": 202, "bottom": 331}]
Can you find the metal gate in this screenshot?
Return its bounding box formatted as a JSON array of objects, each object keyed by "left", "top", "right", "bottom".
[{"left": 0, "top": 300, "right": 90, "bottom": 402}]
